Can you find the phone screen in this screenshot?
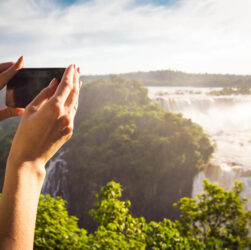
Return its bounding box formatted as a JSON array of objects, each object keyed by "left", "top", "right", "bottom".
[{"left": 6, "top": 68, "right": 65, "bottom": 108}]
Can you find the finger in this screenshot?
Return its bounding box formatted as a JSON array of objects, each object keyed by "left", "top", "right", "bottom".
[
  {"left": 0, "top": 56, "right": 24, "bottom": 89},
  {"left": 65, "top": 67, "right": 79, "bottom": 116},
  {"left": 0, "top": 107, "right": 24, "bottom": 121},
  {"left": 54, "top": 64, "right": 75, "bottom": 104},
  {"left": 0, "top": 62, "right": 15, "bottom": 73},
  {"left": 28, "top": 78, "right": 58, "bottom": 109}
]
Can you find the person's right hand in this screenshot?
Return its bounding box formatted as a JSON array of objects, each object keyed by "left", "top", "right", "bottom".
[{"left": 7, "top": 64, "right": 81, "bottom": 173}]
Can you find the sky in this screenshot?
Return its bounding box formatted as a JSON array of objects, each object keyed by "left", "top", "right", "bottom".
[{"left": 1, "top": 0, "right": 251, "bottom": 75}]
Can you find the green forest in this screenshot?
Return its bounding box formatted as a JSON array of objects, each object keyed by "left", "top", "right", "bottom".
[
  {"left": 31, "top": 180, "right": 251, "bottom": 249},
  {"left": 83, "top": 70, "right": 251, "bottom": 87},
  {"left": 0, "top": 76, "right": 250, "bottom": 249},
  {"left": 0, "top": 179, "right": 250, "bottom": 249}
]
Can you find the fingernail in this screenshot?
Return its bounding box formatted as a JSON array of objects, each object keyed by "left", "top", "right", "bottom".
[
  {"left": 77, "top": 67, "right": 81, "bottom": 74},
  {"left": 70, "top": 64, "right": 74, "bottom": 71},
  {"left": 16, "top": 56, "right": 24, "bottom": 69},
  {"left": 17, "top": 56, "right": 23, "bottom": 62},
  {"left": 16, "top": 108, "right": 25, "bottom": 115}
]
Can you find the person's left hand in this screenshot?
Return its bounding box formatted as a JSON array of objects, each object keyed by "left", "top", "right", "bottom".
[{"left": 0, "top": 56, "right": 25, "bottom": 121}]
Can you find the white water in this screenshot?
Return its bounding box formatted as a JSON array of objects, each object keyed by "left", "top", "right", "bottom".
[
  {"left": 148, "top": 87, "right": 251, "bottom": 209},
  {"left": 42, "top": 150, "right": 70, "bottom": 203}
]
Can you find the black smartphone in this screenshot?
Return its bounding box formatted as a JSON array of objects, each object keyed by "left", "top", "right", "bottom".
[{"left": 6, "top": 68, "right": 65, "bottom": 108}]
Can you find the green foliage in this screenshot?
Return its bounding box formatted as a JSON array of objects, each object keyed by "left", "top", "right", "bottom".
[
  {"left": 34, "top": 195, "right": 88, "bottom": 249},
  {"left": 145, "top": 219, "right": 199, "bottom": 249},
  {"left": 88, "top": 181, "right": 146, "bottom": 249},
  {"left": 209, "top": 85, "right": 251, "bottom": 95},
  {"left": 1, "top": 180, "right": 250, "bottom": 249},
  {"left": 83, "top": 70, "right": 251, "bottom": 87},
  {"left": 67, "top": 102, "right": 214, "bottom": 229},
  {"left": 90, "top": 182, "right": 131, "bottom": 227},
  {"left": 88, "top": 181, "right": 198, "bottom": 249},
  {"left": 76, "top": 76, "right": 149, "bottom": 124},
  {"left": 175, "top": 179, "right": 251, "bottom": 249},
  {"left": 87, "top": 228, "right": 145, "bottom": 249}
]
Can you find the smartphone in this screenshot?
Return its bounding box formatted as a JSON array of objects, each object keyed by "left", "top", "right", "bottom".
[{"left": 6, "top": 68, "right": 65, "bottom": 108}]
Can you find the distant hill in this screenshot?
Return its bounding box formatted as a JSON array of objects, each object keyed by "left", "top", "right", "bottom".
[{"left": 81, "top": 70, "right": 251, "bottom": 87}]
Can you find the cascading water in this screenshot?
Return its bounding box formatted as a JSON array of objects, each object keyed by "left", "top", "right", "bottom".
[
  {"left": 148, "top": 86, "right": 251, "bottom": 210},
  {"left": 42, "top": 150, "right": 70, "bottom": 204}
]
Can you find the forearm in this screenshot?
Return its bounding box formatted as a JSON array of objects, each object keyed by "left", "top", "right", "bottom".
[
  {"left": 0, "top": 63, "right": 79, "bottom": 250},
  {"left": 0, "top": 159, "right": 45, "bottom": 250}
]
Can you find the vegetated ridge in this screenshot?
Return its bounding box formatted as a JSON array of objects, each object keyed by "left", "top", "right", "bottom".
[{"left": 81, "top": 70, "right": 251, "bottom": 87}]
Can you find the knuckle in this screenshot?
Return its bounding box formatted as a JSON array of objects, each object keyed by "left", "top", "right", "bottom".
[
  {"left": 61, "top": 115, "right": 71, "bottom": 127},
  {"left": 67, "top": 126, "right": 73, "bottom": 135},
  {"left": 64, "top": 126, "right": 73, "bottom": 140},
  {"left": 64, "top": 77, "right": 72, "bottom": 87},
  {"left": 25, "top": 104, "right": 32, "bottom": 112},
  {"left": 39, "top": 87, "right": 48, "bottom": 95},
  {"left": 72, "top": 85, "right": 78, "bottom": 93},
  {"left": 63, "top": 83, "right": 72, "bottom": 94},
  {"left": 26, "top": 104, "right": 37, "bottom": 113},
  {"left": 51, "top": 101, "right": 63, "bottom": 117}
]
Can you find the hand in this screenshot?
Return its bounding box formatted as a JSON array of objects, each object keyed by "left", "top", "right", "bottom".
[
  {"left": 0, "top": 57, "right": 25, "bottom": 121},
  {"left": 7, "top": 64, "right": 81, "bottom": 171}
]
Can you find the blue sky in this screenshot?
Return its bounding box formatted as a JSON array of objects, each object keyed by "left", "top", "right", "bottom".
[{"left": 1, "top": 0, "right": 251, "bottom": 75}]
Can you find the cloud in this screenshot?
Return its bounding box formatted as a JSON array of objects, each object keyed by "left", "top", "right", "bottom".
[{"left": 0, "top": 0, "right": 251, "bottom": 74}]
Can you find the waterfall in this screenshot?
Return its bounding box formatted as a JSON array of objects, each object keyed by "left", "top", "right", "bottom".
[
  {"left": 148, "top": 86, "right": 251, "bottom": 210},
  {"left": 192, "top": 163, "right": 251, "bottom": 208},
  {"left": 41, "top": 150, "right": 70, "bottom": 203}
]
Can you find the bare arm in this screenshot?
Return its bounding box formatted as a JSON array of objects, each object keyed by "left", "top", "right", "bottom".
[{"left": 0, "top": 61, "right": 80, "bottom": 250}]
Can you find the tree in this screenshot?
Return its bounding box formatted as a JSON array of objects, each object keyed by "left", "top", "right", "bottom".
[
  {"left": 1, "top": 180, "right": 249, "bottom": 249},
  {"left": 67, "top": 103, "right": 214, "bottom": 230},
  {"left": 145, "top": 219, "right": 200, "bottom": 249},
  {"left": 34, "top": 195, "right": 88, "bottom": 249},
  {"left": 75, "top": 76, "right": 149, "bottom": 125},
  {"left": 88, "top": 181, "right": 146, "bottom": 249},
  {"left": 88, "top": 181, "right": 196, "bottom": 249},
  {"left": 175, "top": 179, "right": 251, "bottom": 249}
]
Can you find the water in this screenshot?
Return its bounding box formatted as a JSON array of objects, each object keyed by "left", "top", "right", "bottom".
[
  {"left": 148, "top": 86, "right": 251, "bottom": 209},
  {"left": 42, "top": 150, "right": 70, "bottom": 203},
  {"left": 42, "top": 86, "right": 251, "bottom": 211}
]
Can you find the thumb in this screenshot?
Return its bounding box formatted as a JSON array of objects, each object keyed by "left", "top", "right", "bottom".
[
  {"left": 0, "top": 107, "right": 25, "bottom": 121},
  {"left": 28, "top": 78, "right": 58, "bottom": 109}
]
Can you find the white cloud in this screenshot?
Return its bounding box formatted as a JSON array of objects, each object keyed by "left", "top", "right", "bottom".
[{"left": 0, "top": 0, "right": 251, "bottom": 74}]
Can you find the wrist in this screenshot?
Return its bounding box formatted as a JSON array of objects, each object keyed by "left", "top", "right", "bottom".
[{"left": 6, "top": 155, "right": 46, "bottom": 182}]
